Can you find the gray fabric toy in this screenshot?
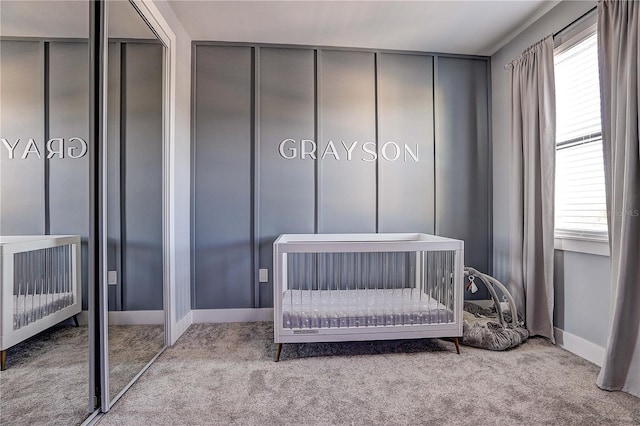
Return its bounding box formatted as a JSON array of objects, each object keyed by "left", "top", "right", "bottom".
[{"left": 461, "top": 267, "right": 529, "bottom": 351}]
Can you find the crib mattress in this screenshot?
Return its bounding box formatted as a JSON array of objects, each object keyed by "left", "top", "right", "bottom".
[
  {"left": 13, "top": 293, "right": 74, "bottom": 330},
  {"left": 282, "top": 289, "right": 454, "bottom": 329}
]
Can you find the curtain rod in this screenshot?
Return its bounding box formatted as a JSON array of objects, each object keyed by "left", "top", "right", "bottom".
[
  {"left": 504, "top": 5, "right": 597, "bottom": 71},
  {"left": 553, "top": 5, "right": 597, "bottom": 39}
]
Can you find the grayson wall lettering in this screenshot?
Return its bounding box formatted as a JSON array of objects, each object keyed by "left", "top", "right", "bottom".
[{"left": 278, "top": 139, "right": 418, "bottom": 162}]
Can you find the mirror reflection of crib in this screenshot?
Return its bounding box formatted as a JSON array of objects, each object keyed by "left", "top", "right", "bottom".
[{"left": 0, "top": 235, "right": 82, "bottom": 371}]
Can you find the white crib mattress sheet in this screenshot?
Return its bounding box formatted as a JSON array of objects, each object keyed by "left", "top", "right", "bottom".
[
  {"left": 13, "top": 293, "right": 74, "bottom": 329},
  {"left": 282, "top": 289, "right": 453, "bottom": 328}
]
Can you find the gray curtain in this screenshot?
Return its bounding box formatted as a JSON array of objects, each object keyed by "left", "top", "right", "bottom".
[
  {"left": 596, "top": 0, "right": 640, "bottom": 398},
  {"left": 508, "top": 36, "right": 556, "bottom": 342}
]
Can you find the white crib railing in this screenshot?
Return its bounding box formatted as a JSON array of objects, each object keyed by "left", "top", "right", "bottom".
[
  {"left": 13, "top": 243, "right": 76, "bottom": 330},
  {"left": 1, "top": 235, "right": 82, "bottom": 357},
  {"left": 282, "top": 251, "right": 457, "bottom": 329},
  {"left": 273, "top": 234, "right": 464, "bottom": 358}
]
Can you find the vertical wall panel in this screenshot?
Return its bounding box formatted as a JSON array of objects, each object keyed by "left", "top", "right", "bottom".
[
  {"left": 122, "top": 43, "right": 164, "bottom": 310},
  {"left": 0, "top": 41, "right": 45, "bottom": 235},
  {"left": 258, "top": 48, "right": 316, "bottom": 307},
  {"left": 193, "top": 45, "right": 253, "bottom": 309},
  {"left": 48, "top": 41, "right": 90, "bottom": 309},
  {"left": 378, "top": 53, "right": 435, "bottom": 233},
  {"left": 318, "top": 50, "right": 376, "bottom": 233},
  {"left": 48, "top": 42, "right": 90, "bottom": 233},
  {"left": 435, "top": 57, "right": 490, "bottom": 274},
  {"left": 107, "top": 42, "right": 123, "bottom": 310}
]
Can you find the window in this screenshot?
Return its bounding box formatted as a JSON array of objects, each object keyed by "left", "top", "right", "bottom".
[{"left": 554, "top": 31, "right": 608, "bottom": 241}]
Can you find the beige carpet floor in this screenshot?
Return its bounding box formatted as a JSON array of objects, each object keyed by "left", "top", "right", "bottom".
[
  {"left": 0, "top": 324, "right": 89, "bottom": 426},
  {"left": 0, "top": 323, "right": 164, "bottom": 426},
  {"left": 99, "top": 322, "right": 639, "bottom": 425},
  {"left": 108, "top": 325, "right": 165, "bottom": 400}
]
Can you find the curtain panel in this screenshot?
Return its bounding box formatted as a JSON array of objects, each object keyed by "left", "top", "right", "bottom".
[
  {"left": 596, "top": 0, "right": 640, "bottom": 398},
  {"left": 508, "top": 36, "right": 556, "bottom": 342}
]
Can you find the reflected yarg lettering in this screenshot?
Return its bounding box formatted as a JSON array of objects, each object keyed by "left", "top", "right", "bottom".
[
  {"left": 1, "top": 137, "right": 88, "bottom": 159},
  {"left": 67, "top": 137, "right": 88, "bottom": 159}
]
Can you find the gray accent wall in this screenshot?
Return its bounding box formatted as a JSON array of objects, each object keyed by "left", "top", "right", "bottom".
[
  {"left": 106, "top": 41, "right": 164, "bottom": 311},
  {"left": 435, "top": 57, "right": 491, "bottom": 274},
  {"left": 0, "top": 39, "right": 162, "bottom": 312},
  {"left": 318, "top": 50, "right": 377, "bottom": 233},
  {"left": 0, "top": 39, "right": 89, "bottom": 307},
  {"left": 192, "top": 43, "right": 491, "bottom": 309},
  {"left": 258, "top": 47, "right": 316, "bottom": 308},
  {"left": 193, "top": 46, "right": 254, "bottom": 309},
  {"left": 48, "top": 42, "right": 90, "bottom": 309},
  {"left": 0, "top": 41, "right": 45, "bottom": 235},
  {"left": 48, "top": 42, "right": 90, "bottom": 236},
  {"left": 107, "top": 42, "right": 123, "bottom": 310},
  {"left": 121, "top": 43, "right": 164, "bottom": 311},
  {"left": 378, "top": 53, "right": 435, "bottom": 233}
]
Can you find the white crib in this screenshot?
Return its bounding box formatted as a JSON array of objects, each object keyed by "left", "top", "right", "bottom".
[
  {"left": 273, "top": 233, "right": 464, "bottom": 361},
  {"left": 0, "top": 235, "right": 82, "bottom": 370}
]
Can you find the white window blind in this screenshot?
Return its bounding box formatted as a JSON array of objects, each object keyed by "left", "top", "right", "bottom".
[{"left": 554, "top": 32, "right": 608, "bottom": 239}]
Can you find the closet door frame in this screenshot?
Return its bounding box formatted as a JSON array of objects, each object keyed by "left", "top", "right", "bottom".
[
  {"left": 128, "top": 0, "right": 178, "bottom": 347},
  {"left": 95, "top": 0, "right": 174, "bottom": 412}
]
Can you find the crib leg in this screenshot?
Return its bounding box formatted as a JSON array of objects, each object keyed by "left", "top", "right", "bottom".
[
  {"left": 72, "top": 315, "right": 79, "bottom": 327},
  {"left": 453, "top": 337, "right": 461, "bottom": 354},
  {"left": 275, "top": 343, "right": 283, "bottom": 362},
  {"left": 1, "top": 350, "right": 6, "bottom": 371}
]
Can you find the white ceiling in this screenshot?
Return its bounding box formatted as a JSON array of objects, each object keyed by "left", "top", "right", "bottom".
[
  {"left": 0, "top": 0, "right": 157, "bottom": 40},
  {"left": 168, "top": 0, "right": 560, "bottom": 56}
]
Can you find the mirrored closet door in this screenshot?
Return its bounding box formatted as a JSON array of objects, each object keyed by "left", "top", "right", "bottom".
[
  {"left": 103, "top": 0, "right": 166, "bottom": 407},
  {"left": 0, "top": 1, "right": 95, "bottom": 424}
]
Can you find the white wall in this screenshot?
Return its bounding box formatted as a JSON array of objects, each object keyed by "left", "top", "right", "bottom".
[
  {"left": 153, "top": 0, "right": 192, "bottom": 321},
  {"left": 491, "top": 0, "right": 610, "bottom": 364}
]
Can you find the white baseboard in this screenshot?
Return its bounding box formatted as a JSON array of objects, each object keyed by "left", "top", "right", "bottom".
[
  {"left": 108, "top": 310, "right": 165, "bottom": 325},
  {"left": 76, "top": 310, "right": 164, "bottom": 325},
  {"left": 192, "top": 308, "right": 274, "bottom": 323},
  {"left": 170, "top": 311, "right": 192, "bottom": 345},
  {"left": 554, "top": 327, "right": 606, "bottom": 367}
]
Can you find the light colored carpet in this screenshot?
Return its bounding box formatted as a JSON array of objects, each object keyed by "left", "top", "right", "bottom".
[
  {"left": 0, "top": 323, "right": 164, "bottom": 426},
  {"left": 108, "top": 325, "right": 165, "bottom": 400},
  {"left": 99, "top": 322, "right": 640, "bottom": 425},
  {"left": 0, "top": 324, "right": 89, "bottom": 426}
]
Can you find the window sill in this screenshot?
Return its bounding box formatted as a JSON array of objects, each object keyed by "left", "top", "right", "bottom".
[{"left": 554, "top": 236, "right": 610, "bottom": 257}]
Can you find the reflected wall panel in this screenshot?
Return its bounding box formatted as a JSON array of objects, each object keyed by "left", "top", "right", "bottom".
[
  {"left": 193, "top": 46, "right": 253, "bottom": 309},
  {"left": 48, "top": 41, "right": 90, "bottom": 308},
  {"left": 318, "top": 50, "right": 376, "bottom": 233},
  {"left": 0, "top": 41, "right": 45, "bottom": 235},
  {"left": 107, "top": 42, "right": 123, "bottom": 310},
  {"left": 435, "top": 57, "right": 490, "bottom": 273},
  {"left": 378, "top": 53, "right": 435, "bottom": 233},
  {"left": 258, "top": 48, "right": 316, "bottom": 307},
  {"left": 122, "top": 43, "right": 164, "bottom": 310}
]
